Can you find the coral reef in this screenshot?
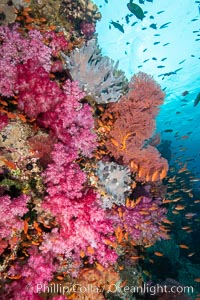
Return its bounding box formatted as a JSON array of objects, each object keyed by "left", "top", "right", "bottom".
[
  {"left": 116, "top": 195, "right": 168, "bottom": 245},
  {"left": 0, "top": 2, "right": 171, "bottom": 299},
  {"left": 60, "top": 0, "right": 101, "bottom": 24}
]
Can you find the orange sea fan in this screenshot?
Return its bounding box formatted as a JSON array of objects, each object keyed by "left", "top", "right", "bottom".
[
  {"left": 104, "top": 71, "right": 168, "bottom": 182},
  {"left": 105, "top": 107, "right": 156, "bottom": 161},
  {"left": 129, "top": 146, "right": 169, "bottom": 182},
  {"left": 128, "top": 71, "right": 165, "bottom": 112}
]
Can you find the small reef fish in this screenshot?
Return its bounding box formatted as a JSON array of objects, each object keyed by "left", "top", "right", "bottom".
[
  {"left": 157, "top": 10, "right": 165, "bottom": 14},
  {"left": 110, "top": 20, "right": 124, "bottom": 33},
  {"left": 179, "top": 59, "right": 186, "bottom": 65},
  {"left": 7, "top": 275, "right": 22, "bottom": 280},
  {"left": 160, "top": 22, "right": 172, "bottom": 29},
  {"left": 179, "top": 244, "right": 189, "bottom": 249},
  {"left": 2, "top": 159, "right": 17, "bottom": 170},
  {"left": 127, "top": 1, "right": 145, "bottom": 20},
  {"left": 163, "top": 42, "right": 170, "bottom": 46},
  {"left": 182, "top": 90, "right": 189, "bottom": 96},
  {"left": 194, "top": 92, "right": 200, "bottom": 107},
  {"left": 24, "top": 219, "right": 29, "bottom": 234},
  {"left": 175, "top": 205, "right": 185, "bottom": 211},
  {"left": 154, "top": 251, "right": 164, "bottom": 257},
  {"left": 182, "top": 226, "right": 191, "bottom": 230},
  {"left": 131, "top": 21, "right": 138, "bottom": 26},
  {"left": 149, "top": 23, "right": 157, "bottom": 29},
  {"left": 185, "top": 213, "right": 197, "bottom": 219}
]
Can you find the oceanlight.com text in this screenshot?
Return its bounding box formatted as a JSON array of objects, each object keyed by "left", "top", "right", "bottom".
[{"left": 36, "top": 282, "right": 194, "bottom": 296}]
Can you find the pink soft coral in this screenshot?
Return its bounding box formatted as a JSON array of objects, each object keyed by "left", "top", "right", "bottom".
[
  {"left": 0, "top": 114, "right": 8, "bottom": 131},
  {"left": 41, "top": 190, "right": 118, "bottom": 267},
  {"left": 42, "top": 142, "right": 86, "bottom": 199},
  {"left": 16, "top": 59, "right": 63, "bottom": 118},
  {"left": 0, "top": 25, "right": 52, "bottom": 97},
  {"left": 44, "top": 31, "right": 68, "bottom": 57},
  {"left": 5, "top": 246, "right": 56, "bottom": 300},
  {"left": 38, "top": 80, "right": 97, "bottom": 157},
  {"left": 0, "top": 194, "right": 29, "bottom": 239},
  {"left": 41, "top": 143, "right": 117, "bottom": 267}
]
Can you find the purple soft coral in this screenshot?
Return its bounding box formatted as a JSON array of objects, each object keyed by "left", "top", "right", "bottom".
[{"left": 115, "top": 195, "right": 168, "bottom": 245}]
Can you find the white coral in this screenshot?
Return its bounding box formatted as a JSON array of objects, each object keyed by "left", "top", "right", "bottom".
[
  {"left": 63, "top": 39, "right": 127, "bottom": 103},
  {"left": 96, "top": 161, "right": 131, "bottom": 208}
]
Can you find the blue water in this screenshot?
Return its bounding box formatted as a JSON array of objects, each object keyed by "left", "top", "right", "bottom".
[{"left": 94, "top": 0, "right": 200, "bottom": 181}]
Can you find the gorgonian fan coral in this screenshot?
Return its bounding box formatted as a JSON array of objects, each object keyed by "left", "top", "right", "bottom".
[
  {"left": 128, "top": 71, "right": 165, "bottom": 113},
  {"left": 105, "top": 72, "right": 168, "bottom": 182},
  {"left": 63, "top": 38, "right": 128, "bottom": 103}
]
